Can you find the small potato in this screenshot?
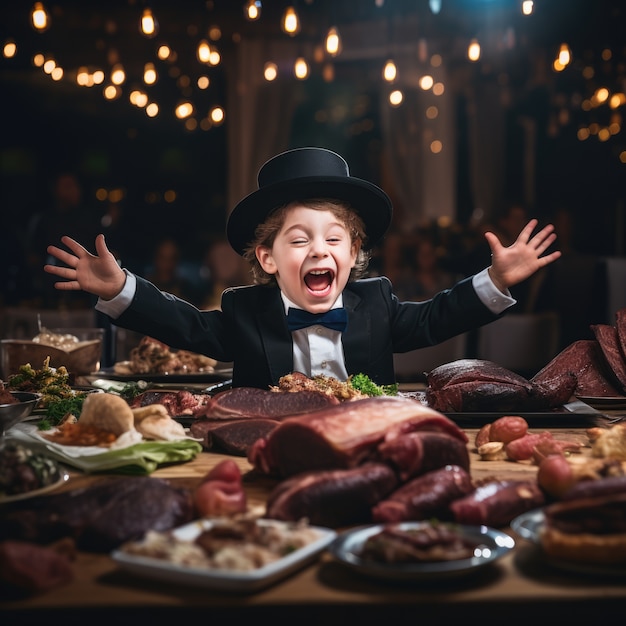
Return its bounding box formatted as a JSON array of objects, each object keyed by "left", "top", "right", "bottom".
[
  {"left": 475, "top": 423, "right": 491, "bottom": 448},
  {"left": 490, "top": 416, "right": 528, "bottom": 444}
]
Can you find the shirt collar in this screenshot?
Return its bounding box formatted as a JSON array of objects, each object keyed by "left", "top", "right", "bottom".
[{"left": 280, "top": 292, "right": 344, "bottom": 315}]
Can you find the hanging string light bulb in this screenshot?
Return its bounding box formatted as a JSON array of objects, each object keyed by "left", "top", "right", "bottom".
[
  {"left": 31, "top": 2, "right": 50, "bottom": 32},
  {"left": 140, "top": 8, "right": 159, "bottom": 38},
  {"left": 467, "top": 39, "right": 481, "bottom": 62},
  {"left": 244, "top": 1, "right": 261, "bottom": 21},
  {"left": 325, "top": 26, "right": 341, "bottom": 56},
  {"left": 282, "top": 6, "right": 300, "bottom": 36},
  {"left": 294, "top": 56, "right": 309, "bottom": 79},
  {"left": 383, "top": 59, "right": 397, "bottom": 82}
]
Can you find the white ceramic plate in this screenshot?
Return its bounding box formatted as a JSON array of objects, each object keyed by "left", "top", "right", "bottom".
[
  {"left": 329, "top": 522, "right": 515, "bottom": 581},
  {"left": 0, "top": 472, "right": 69, "bottom": 503},
  {"left": 511, "top": 509, "right": 626, "bottom": 578},
  {"left": 111, "top": 518, "right": 336, "bottom": 592}
]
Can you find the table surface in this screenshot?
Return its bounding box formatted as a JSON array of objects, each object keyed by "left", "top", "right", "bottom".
[{"left": 2, "top": 394, "right": 626, "bottom": 626}]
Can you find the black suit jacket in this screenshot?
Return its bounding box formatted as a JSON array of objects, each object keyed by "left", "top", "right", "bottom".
[{"left": 114, "top": 275, "right": 502, "bottom": 388}]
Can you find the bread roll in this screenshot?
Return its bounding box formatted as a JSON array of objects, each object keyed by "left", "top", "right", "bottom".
[
  {"left": 79, "top": 393, "right": 135, "bottom": 435},
  {"left": 135, "top": 415, "right": 187, "bottom": 441}
]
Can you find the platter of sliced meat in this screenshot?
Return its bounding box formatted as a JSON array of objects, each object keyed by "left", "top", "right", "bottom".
[{"left": 328, "top": 521, "right": 515, "bottom": 581}]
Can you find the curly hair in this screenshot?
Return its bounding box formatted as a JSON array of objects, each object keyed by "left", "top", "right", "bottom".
[{"left": 243, "top": 198, "right": 371, "bottom": 285}]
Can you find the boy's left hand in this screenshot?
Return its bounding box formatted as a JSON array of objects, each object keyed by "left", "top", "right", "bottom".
[{"left": 485, "top": 218, "right": 561, "bottom": 292}]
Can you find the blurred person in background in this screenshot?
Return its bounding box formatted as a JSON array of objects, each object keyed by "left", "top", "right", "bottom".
[
  {"left": 26, "top": 170, "right": 102, "bottom": 308},
  {"left": 145, "top": 237, "right": 200, "bottom": 306}
]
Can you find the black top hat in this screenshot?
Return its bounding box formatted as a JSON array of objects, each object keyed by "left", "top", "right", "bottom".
[{"left": 226, "top": 147, "right": 393, "bottom": 256}]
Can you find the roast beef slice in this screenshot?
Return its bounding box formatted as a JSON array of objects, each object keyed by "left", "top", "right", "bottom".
[
  {"left": 198, "top": 387, "right": 339, "bottom": 419},
  {"left": 189, "top": 417, "right": 279, "bottom": 456},
  {"left": 591, "top": 324, "right": 626, "bottom": 394}
]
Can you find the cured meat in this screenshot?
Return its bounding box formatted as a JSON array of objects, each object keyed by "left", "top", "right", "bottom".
[
  {"left": 425, "top": 358, "right": 574, "bottom": 412},
  {"left": 189, "top": 418, "right": 279, "bottom": 456},
  {"left": 0, "top": 477, "right": 194, "bottom": 552},
  {"left": 265, "top": 463, "right": 398, "bottom": 528},
  {"left": 248, "top": 395, "right": 464, "bottom": 478},
  {"left": 129, "top": 390, "right": 211, "bottom": 416},
  {"left": 193, "top": 460, "right": 247, "bottom": 517},
  {"left": 450, "top": 479, "right": 546, "bottom": 527},
  {"left": 195, "top": 387, "right": 339, "bottom": 419},
  {"left": 532, "top": 339, "right": 623, "bottom": 397},
  {"left": 377, "top": 431, "right": 470, "bottom": 481},
  {"left": 371, "top": 465, "right": 474, "bottom": 523},
  {"left": 427, "top": 359, "right": 533, "bottom": 391},
  {"left": 591, "top": 324, "right": 626, "bottom": 394}
]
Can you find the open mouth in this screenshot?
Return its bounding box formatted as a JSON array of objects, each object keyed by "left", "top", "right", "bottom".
[{"left": 304, "top": 269, "right": 334, "bottom": 293}]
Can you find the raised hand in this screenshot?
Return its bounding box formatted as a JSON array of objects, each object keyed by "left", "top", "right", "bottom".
[
  {"left": 44, "top": 234, "right": 127, "bottom": 300},
  {"left": 484, "top": 219, "right": 561, "bottom": 292}
]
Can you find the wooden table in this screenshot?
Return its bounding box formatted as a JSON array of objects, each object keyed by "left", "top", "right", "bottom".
[{"left": 2, "top": 406, "right": 626, "bottom": 626}]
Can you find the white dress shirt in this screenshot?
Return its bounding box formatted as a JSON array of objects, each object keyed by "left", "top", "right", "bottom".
[{"left": 96, "top": 268, "right": 515, "bottom": 381}]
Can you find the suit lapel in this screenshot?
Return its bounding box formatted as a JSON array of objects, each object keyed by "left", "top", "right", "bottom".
[
  {"left": 342, "top": 288, "right": 370, "bottom": 375},
  {"left": 257, "top": 288, "right": 294, "bottom": 382}
]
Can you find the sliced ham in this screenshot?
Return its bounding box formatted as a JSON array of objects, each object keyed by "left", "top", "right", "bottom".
[{"left": 247, "top": 396, "right": 463, "bottom": 478}]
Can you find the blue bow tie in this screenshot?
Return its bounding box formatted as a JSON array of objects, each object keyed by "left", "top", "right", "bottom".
[{"left": 286, "top": 307, "right": 348, "bottom": 333}]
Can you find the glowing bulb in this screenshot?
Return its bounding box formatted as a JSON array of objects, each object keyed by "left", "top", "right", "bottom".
[
  {"left": 140, "top": 8, "right": 158, "bottom": 38},
  {"left": 326, "top": 27, "right": 341, "bottom": 56},
  {"left": 558, "top": 43, "right": 571, "bottom": 67},
  {"left": 111, "top": 64, "right": 126, "bottom": 85},
  {"left": 175, "top": 101, "right": 194, "bottom": 119},
  {"left": 383, "top": 60, "right": 397, "bottom": 82},
  {"left": 144, "top": 62, "right": 157, "bottom": 85},
  {"left": 3, "top": 40, "right": 17, "bottom": 58},
  {"left": 244, "top": 1, "right": 261, "bottom": 21},
  {"left": 294, "top": 57, "right": 309, "bottom": 79},
  {"left": 282, "top": 6, "right": 300, "bottom": 36},
  {"left": 522, "top": 1, "right": 534, "bottom": 16},
  {"left": 31, "top": 2, "right": 49, "bottom": 31},
  {"left": 264, "top": 62, "right": 278, "bottom": 81},
  {"left": 468, "top": 39, "right": 481, "bottom": 62}
]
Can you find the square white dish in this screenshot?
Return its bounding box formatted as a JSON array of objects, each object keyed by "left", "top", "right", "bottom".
[{"left": 111, "top": 518, "right": 336, "bottom": 592}]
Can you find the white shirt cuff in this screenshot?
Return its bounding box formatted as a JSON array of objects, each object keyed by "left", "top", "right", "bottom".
[
  {"left": 472, "top": 268, "right": 516, "bottom": 314},
  {"left": 95, "top": 270, "right": 137, "bottom": 319}
]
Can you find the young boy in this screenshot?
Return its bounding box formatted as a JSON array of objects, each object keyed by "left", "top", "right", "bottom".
[{"left": 44, "top": 147, "right": 561, "bottom": 389}]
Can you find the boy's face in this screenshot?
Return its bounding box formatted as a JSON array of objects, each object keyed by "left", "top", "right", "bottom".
[{"left": 256, "top": 205, "right": 359, "bottom": 312}]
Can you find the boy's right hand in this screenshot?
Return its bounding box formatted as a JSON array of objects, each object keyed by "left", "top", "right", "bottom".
[{"left": 44, "top": 234, "right": 127, "bottom": 301}]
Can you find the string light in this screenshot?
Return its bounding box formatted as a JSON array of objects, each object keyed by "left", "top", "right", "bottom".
[
  {"left": 244, "top": 1, "right": 261, "bottom": 21},
  {"left": 467, "top": 39, "right": 481, "bottom": 62},
  {"left": 383, "top": 60, "right": 397, "bottom": 82},
  {"left": 325, "top": 26, "right": 341, "bottom": 56},
  {"left": 31, "top": 2, "right": 49, "bottom": 32},
  {"left": 294, "top": 57, "right": 309, "bottom": 79},
  {"left": 140, "top": 8, "right": 158, "bottom": 38},
  {"left": 282, "top": 6, "right": 300, "bottom": 36}
]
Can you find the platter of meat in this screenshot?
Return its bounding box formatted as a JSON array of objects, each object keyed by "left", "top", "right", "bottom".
[
  {"left": 111, "top": 517, "right": 337, "bottom": 592},
  {"left": 511, "top": 509, "right": 626, "bottom": 578},
  {"left": 328, "top": 521, "right": 515, "bottom": 581},
  {"left": 95, "top": 366, "right": 233, "bottom": 384}
]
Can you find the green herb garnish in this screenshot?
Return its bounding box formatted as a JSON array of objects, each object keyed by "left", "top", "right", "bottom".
[{"left": 349, "top": 373, "right": 398, "bottom": 397}]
